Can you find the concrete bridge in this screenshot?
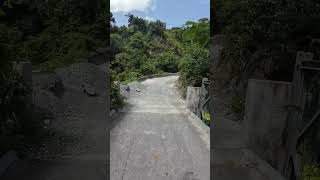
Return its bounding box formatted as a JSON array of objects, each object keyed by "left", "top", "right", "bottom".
[{"left": 110, "top": 75, "right": 210, "bottom": 180}]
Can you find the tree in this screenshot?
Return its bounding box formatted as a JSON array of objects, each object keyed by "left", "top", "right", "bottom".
[
  {"left": 216, "top": 0, "right": 320, "bottom": 84},
  {"left": 179, "top": 44, "right": 209, "bottom": 87},
  {"left": 148, "top": 20, "right": 166, "bottom": 38},
  {"left": 126, "top": 13, "right": 148, "bottom": 33},
  {"left": 183, "top": 18, "right": 210, "bottom": 47},
  {"left": 153, "top": 51, "right": 179, "bottom": 73}
]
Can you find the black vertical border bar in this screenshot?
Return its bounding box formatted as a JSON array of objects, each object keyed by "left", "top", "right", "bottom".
[
  {"left": 107, "top": 0, "right": 111, "bottom": 48},
  {"left": 210, "top": 0, "right": 214, "bottom": 179},
  {"left": 106, "top": 0, "right": 111, "bottom": 179},
  {"left": 211, "top": 0, "right": 218, "bottom": 37}
]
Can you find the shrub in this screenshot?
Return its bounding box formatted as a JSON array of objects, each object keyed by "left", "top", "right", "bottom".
[
  {"left": 155, "top": 51, "right": 179, "bottom": 73},
  {"left": 203, "top": 112, "right": 211, "bottom": 126},
  {"left": 111, "top": 79, "right": 124, "bottom": 109},
  {"left": 179, "top": 44, "right": 209, "bottom": 92}
]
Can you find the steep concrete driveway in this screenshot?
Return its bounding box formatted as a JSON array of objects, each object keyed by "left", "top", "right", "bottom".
[{"left": 110, "top": 76, "right": 210, "bottom": 180}]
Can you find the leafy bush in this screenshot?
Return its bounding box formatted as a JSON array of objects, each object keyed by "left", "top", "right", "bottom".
[
  {"left": 183, "top": 18, "right": 210, "bottom": 48},
  {"left": 116, "top": 71, "right": 142, "bottom": 83},
  {"left": 203, "top": 112, "right": 211, "bottom": 126},
  {"left": 154, "top": 51, "right": 179, "bottom": 73},
  {"left": 1, "top": 0, "right": 107, "bottom": 72},
  {"left": 303, "top": 163, "right": 320, "bottom": 180},
  {"left": 111, "top": 78, "right": 124, "bottom": 109},
  {"left": 140, "top": 60, "right": 159, "bottom": 75},
  {"left": 179, "top": 45, "right": 210, "bottom": 90}
]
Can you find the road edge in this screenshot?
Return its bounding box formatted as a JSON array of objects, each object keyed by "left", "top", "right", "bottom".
[{"left": 186, "top": 109, "right": 210, "bottom": 150}]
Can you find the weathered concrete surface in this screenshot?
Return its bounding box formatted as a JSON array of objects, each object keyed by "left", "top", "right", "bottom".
[
  {"left": 186, "top": 86, "right": 201, "bottom": 116},
  {"left": 111, "top": 76, "right": 210, "bottom": 180},
  {"left": 243, "top": 79, "right": 292, "bottom": 170}
]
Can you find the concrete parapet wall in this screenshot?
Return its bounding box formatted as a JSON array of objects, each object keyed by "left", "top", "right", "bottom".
[
  {"left": 186, "top": 86, "right": 201, "bottom": 116},
  {"left": 243, "top": 79, "right": 292, "bottom": 169}
]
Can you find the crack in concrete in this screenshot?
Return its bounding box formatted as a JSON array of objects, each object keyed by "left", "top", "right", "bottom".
[{"left": 121, "top": 136, "right": 135, "bottom": 180}]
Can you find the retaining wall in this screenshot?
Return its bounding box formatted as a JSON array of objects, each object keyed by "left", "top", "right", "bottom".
[{"left": 243, "top": 79, "right": 292, "bottom": 170}]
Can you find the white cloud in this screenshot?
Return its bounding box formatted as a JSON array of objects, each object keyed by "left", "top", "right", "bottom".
[
  {"left": 111, "top": 0, "right": 156, "bottom": 13},
  {"left": 145, "top": 16, "right": 155, "bottom": 21}
]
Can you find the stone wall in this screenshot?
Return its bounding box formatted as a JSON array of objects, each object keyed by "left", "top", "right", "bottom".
[{"left": 243, "top": 79, "right": 292, "bottom": 169}]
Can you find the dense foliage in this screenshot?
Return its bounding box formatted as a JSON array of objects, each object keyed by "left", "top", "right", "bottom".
[
  {"left": 0, "top": 0, "right": 107, "bottom": 71},
  {"left": 110, "top": 14, "right": 210, "bottom": 96}
]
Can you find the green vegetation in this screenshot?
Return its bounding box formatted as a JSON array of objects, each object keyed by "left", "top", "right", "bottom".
[
  {"left": 110, "top": 14, "right": 210, "bottom": 99},
  {"left": 0, "top": 0, "right": 108, "bottom": 72},
  {"left": 111, "top": 78, "right": 125, "bottom": 109},
  {"left": 203, "top": 112, "right": 211, "bottom": 126},
  {"left": 303, "top": 163, "right": 320, "bottom": 180}
]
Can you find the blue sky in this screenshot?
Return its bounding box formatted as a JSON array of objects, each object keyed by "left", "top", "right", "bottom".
[{"left": 111, "top": 0, "right": 210, "bottom": 29}]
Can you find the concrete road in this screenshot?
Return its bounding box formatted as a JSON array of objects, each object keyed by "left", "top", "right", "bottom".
[{"left": 110, "top": 76, "right": 210, "bottom": 180}]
